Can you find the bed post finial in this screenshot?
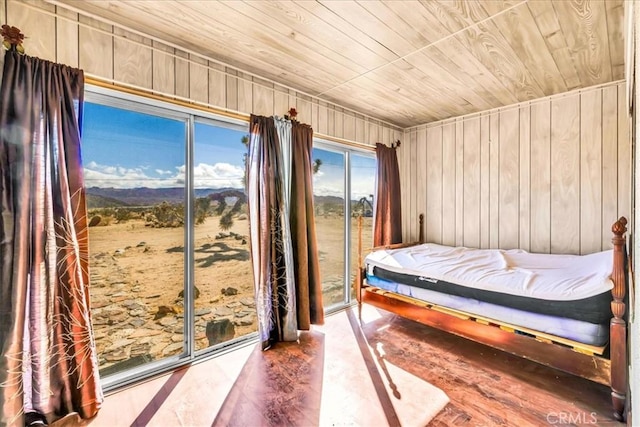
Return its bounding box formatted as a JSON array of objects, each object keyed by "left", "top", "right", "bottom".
[
  {"left": 610, "top": 216, "right": 627, "bottom": 421},
  {"left": 419, "top": 214, "right": 424, "bottom": 244}
]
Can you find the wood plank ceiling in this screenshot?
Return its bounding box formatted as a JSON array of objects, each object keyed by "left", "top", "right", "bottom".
[{"left": 49, "top": 0, "right": 624, "bottom": 128}]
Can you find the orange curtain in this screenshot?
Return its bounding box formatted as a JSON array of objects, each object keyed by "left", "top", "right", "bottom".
[
  {"left": 290, "top": 122, "right": 324, "bottom": 328},
  {"left": 0, "top": 51, "right": 102, "bottom": 425},
  {"left": 373, "top": 143, "right": 402, "bottom": 246}
]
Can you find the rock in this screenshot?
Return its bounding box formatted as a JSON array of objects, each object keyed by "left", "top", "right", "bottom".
[
  {"left": 104, "top": 349, "right": 128, "bottom": 362},
  {"left": 106, "top": 338, "right": 134, "bottom": 353},
  {"left": 237, "top": 214, "right": 247, "bottom": 221},
  {"left": 178, "top": 286, "right": 200, "bottom": 299},
  {"left": 215, "top": 307, "right": 233, "bottom": 317},
  {"left": 206, "top": 318, "right": 235, "bottom": 346},
  {"left": 129, "top": 329, "right": 162, "bottom": 338},
  {"left": 162, "top": 342, "right": 183, "bottom": 356},
  {"left": 221, "top": 287, "right": 238, "bottom": 296},
  {"left": 91, "top": 300, "right": 110, "bottom": 309},
  {"left": 171, "top": 334, "right": 183, "bottom": 343},
  {"left": 130, "top": 343, "right": 151, "bottom": 357},
  {"left": 136, "top": 241, "right": 146, "bottom": 247},
  {"left": 195, "top": 308, "right": 212, "bottom": 316},
  {"left": 109, "top": 313, "right": 129, "bottom": 324},
  {"left": 159, "top": 316, "right": 177, "bottom": 327},
  {"left": 227, "top": 301, "right": 241, "bottom": 309},
  {"left": 154, "top": 305, "right": 177, "bottom": 320},
  {"left": 88, "top": 216, "right": 102, "bottom": 227},
  {"left": 114, "top": 249, "right": 126, "bottom": 255},
  {"left": 129, "top": 319, "right": 145, "bottom": 328},
  {"left": 233, "top": 316, "right": 255, "bottom": 327},
  {"left": 240, "top": 297, "right": 255, "bottom": 307}
]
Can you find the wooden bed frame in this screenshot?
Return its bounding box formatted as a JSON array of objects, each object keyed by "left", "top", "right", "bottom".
[{"left": 355, "top": 215, "right": 629, "bottom": 421}]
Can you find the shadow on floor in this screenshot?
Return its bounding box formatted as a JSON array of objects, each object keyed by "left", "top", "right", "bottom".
[{"left": 211, "top": 331, "right": 325, "bottom": 426}]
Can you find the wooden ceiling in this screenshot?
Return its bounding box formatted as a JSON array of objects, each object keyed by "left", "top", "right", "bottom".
[{"left": 49, "top": 0, "right": 625, "bottom": 128}]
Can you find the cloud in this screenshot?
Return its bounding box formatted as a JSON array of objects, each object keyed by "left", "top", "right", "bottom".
[
  {"left": 175, "top": 162, "right": 245, "bottom": 189},
  {"left": 312, "top": 166, "right": 375, "bottom": 200},
  {"left": 85, "top": 161, "right": 246, "bottom": 189},
  {"left": 84, "top": 161, "right": 179, "bottom": 189}
]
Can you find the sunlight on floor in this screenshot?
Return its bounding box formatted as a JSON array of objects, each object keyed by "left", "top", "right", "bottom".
[{"left": 91, "top": 306, "right": 449, "bottom": 426}]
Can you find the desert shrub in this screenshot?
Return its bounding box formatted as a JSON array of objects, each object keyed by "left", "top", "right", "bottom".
[
  {"left": 115, "top": 208, "right": 133, "bottom": 223},
  {"left": 195, "top": 197, "right": 211, "bottom": 225},
  {"left": 146, "top": 201, "right": 184, "bottom": 228},
  {"left": 219, "top": 213, "right": 234, "bottom": 230}
]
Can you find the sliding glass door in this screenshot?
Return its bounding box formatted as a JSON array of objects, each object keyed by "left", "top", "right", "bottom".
[
  {"left": 82, "top": 86, "right": 376, "bottom": 387},
  {"left": 83, "top": 99, "right": 188, "bottom": 378},
  {"left": 83, "top": 88, "right": 256, "bottom": 389},
  {"left": 349, "top": 153, "right": 377, "bottom": 299},
  {"left": 193, "top": 120, "right": 257, "bottom": 353},
  {"left": 312, "top": 142, "right": 376, "bottom": 310}
]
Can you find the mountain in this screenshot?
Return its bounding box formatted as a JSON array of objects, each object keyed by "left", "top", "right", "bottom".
[
  {"left": 85, "top": 187, "right": 242, "bottom": 207},
  {"left": 314, "top": 195, "right": 344, "bottom": 205},
  {"left": 86, "top": 194, "right": 131, "bottom": 209},
  {"left": 86, "top": 187, "right": 364, "bottom": 210}
]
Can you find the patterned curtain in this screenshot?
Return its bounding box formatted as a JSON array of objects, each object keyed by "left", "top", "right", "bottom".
[
  {"left": 0, "top": 51, "right": 103, "bottom": 425},
  {"left": 246, "top": 115, "right": 324, "bottom": 349},
  {"left": 373, "top": 143, "right": 402, "bottom": 246},
  {"left": 247, "top": 115, "right": 297, "bottom": 349}
]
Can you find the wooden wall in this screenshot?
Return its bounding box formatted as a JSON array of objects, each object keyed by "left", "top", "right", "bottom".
[
  {"left": 400, "top": 81, "right": 631, "bottom": 255},
  {"left": 1, "top": 0, "right": 402, "bottom": 146}
]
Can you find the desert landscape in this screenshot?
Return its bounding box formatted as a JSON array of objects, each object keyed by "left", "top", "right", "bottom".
[{"left": 87, "top": 190, "right": 372, "bottom": 376}]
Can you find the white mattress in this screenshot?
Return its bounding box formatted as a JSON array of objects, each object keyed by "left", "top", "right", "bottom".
[{"left": 365, "top": 244, "right": 613, "bottom": 301}]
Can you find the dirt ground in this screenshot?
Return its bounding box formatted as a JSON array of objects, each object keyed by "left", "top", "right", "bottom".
[{"left": 88, "top": 214, "right": 372, "bottom": 370}]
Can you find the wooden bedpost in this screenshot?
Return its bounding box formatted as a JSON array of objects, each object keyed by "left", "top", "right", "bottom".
[
  {"left": 356, "top": 214, "right": 363, "bottom": 319},
  {"left": 419, "top": 214, "right": 424, "bottom": 244},
  {"left": 610, "top": 217, "right": 628, "bottom": 421}
]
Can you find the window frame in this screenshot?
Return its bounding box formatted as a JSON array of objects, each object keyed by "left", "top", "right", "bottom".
[
  {"left": 85, "top": 86, "right": 255, "bottom": 392},
  {"left": 84, "top": 85, "right": 376, "bottom": 391}
]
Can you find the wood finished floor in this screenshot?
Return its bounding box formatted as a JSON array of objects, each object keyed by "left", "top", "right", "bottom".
[{"left": 85, "top": 305, "right": 624, "bottom": 427}]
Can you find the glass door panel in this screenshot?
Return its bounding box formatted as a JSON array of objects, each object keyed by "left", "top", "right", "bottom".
[
  {"left": 350, "top": 154, "right": 376, "bottom": 299},
  {"left": 83, "top": 102, "right": 186, "bottom": 377},
  {"left": 312, "top": 147, "right": 346, "bottom": 308},
  {"left": 193, "top": 121, "right": 256, "bottom": 352}
]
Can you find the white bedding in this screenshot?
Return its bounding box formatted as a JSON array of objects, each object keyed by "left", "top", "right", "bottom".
[{"left": 365, "top": 244, "right": 614, "bottom": 301}]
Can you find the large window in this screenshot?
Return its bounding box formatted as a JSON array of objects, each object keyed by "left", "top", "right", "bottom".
[
  {"left": 83, "top": 87, "right": 376, "bottom": 387},
  {"left": 83, "top": 89, "right": 255, "bottom": 387}
]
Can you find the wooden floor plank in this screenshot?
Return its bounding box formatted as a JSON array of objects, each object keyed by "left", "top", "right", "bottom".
[{"left": 89, "top": 306, "right": 624, "bottom": 427}]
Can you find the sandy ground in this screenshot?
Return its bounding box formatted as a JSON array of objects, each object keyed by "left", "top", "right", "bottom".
[{"left": 88, "top": 214, "right": 372, "bottom": 369}]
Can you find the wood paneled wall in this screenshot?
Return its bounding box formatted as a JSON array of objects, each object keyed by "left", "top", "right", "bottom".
[
  {"left": 2, "top": 0, "right": 402, "bottom": 146},
  {"left": 400, "top": 82, "right": 631, "bottom": 255}
]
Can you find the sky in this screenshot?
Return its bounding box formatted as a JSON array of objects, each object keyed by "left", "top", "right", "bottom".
[{"left": 81, "top": 102, "right": 376, "bottom": 199}]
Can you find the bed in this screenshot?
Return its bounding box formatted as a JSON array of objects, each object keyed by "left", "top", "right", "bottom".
[{"left": 355, "top": 215, "right": 629, "bottom": 421}]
